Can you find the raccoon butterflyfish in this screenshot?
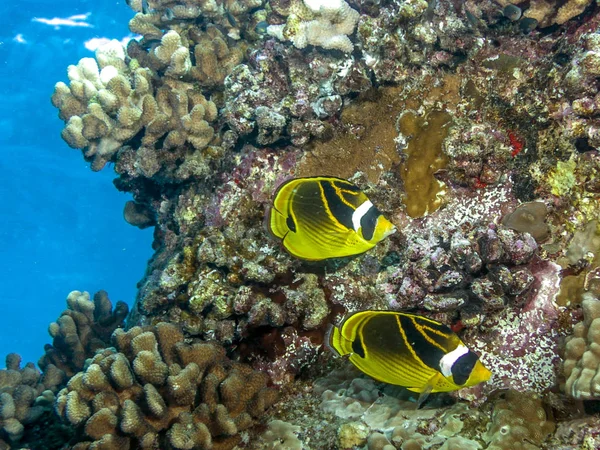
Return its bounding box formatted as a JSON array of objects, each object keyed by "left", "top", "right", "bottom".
[
  {"left": 268, "top": 177, "right": 396, "bottom": 261},
  {"left": 328, "top": 310, "right": 491, "bottom": 394}
]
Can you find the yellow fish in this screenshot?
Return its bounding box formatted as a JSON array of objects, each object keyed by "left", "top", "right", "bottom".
[
  {"left": 328, "top": 310, "right": 491, "bottom": 394},
  {"left": 268, "top": 177, "right": 396, "bottom": 260}
]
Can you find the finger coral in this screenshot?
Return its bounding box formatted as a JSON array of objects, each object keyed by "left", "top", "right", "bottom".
[
  {"left": 0, "top": 354, "right": 67, "bottom": 448},
  {"left": 55, "top": 323, "right": 278, "bottom": 449},
  {"left": 52, "top": 36, "right": 222, "bottom": 173},
  {"left": 126, "top": 0, "right": 263, "bottom": 42},
  {"left": 51, "top": 40, "right": 156, "bottom": 171},
  {"left": 563, "top": 289, "right": 600, "bottom": 399},
  {"left": 39, "top": 290, "right": 129, "bottom": 378}
]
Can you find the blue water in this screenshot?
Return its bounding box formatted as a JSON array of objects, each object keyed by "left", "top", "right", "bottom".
[{"left": 0, "top": 1, "right": 152, "bottom": 365}]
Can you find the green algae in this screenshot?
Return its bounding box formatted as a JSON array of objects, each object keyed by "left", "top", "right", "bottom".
[{"left": 548, "top": 159, "right": 577, "bottom": 197}]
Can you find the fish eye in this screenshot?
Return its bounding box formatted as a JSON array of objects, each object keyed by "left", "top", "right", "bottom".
[
  {"left": 451, "top": 351, "right": 478, "bottom": 385},
  {"left": 456, "top": 361, "right": 471, "bottom": 376},
  {"left": 286, "top": 215, "right": 297, "bottom": 233}
]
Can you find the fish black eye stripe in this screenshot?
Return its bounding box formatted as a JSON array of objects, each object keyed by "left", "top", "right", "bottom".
[{"left": 359, "top": 206, "right": 380, "bottom": 241}]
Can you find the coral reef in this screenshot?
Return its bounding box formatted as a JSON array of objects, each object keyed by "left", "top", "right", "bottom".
[
  {"left": 563, "top": 288, "right": 600, "bottom": 399},
  {"left": 39, "top": 290, "right": 128, "bottom": 378},
  {"left": 266, "top": 0, "right": 360, "bottom": 53},
  {"left": 0, "top": 354, "right": 66, "bottom": 448},
  {"left": 55, "top": 322, "right": 278, "bottom": 448},
  {"left": 42, "top": 0, "right": 600, "bottom": 447},
  {"left": 495, "top": 0, "right": 594, "bottom": 27}
]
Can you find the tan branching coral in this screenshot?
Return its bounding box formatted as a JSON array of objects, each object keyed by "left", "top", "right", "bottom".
[
  {"left": 127, "top": 0, "right": 264, "bottom": 41},
  {"left": 51, "top": 40, "right": 157, "bottom": 170},
  {"left": 563, "top": 289, "right": 600, "bottom": 399},
  {"left": 154, "top": 30, "right": 192, "bottom": 77},
  {"left": 267, "top": 0, "right": 360, "bottom": 53},
  {"left": 38, "top": 290, "right": 128, "bottom": 378},
  {"left": 52, "top": 38, "right": 220, "bottom": 172},
  {"left": 190, "top": 26, "right": 245, "bottom": 87},
  {"left": 55, "top": 323, "right": 278, "bottom": 449},
  {"left": 0, "top": 354, "right": 65, "bottom": 446},
  {"left": 145, "top": 79, "right": 218, "bottom": 151}
]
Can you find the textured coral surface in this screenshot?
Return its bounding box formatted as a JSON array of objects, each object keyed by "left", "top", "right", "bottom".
[
  {"left": 55, "top": 323, "right": 277, "bottom": 449},
  {"left": 5, "top": 0, "right": 600, "bottom": 448}
]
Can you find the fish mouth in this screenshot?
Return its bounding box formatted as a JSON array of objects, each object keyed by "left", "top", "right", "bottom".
[{"left": 384, "top": 226, "right": 397, "bottom": 238}]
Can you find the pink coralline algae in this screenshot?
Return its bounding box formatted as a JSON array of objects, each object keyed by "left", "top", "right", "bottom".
[{"left": 462, "top": 258, "right": 563, "bottom": 396}]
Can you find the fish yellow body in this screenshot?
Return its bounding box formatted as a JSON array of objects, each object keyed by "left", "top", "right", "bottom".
[
  {"left": 268, "top": 177, "right": 396, "bottom": 261},
  {"left": 328, "top": 311, "right": 491, "bottom": 393}
]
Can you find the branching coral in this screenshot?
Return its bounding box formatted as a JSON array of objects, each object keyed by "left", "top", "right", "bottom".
[
  {"left": 51, "top": 41, "right": 157, "bottom": 171},
  {"left": 39, "top": 290, "right": 128, "bottom": 378},
  {"left": 127, "top": 0, "right": 264, "bottom": 42},
  {"left": 55, "top": 323, "right": 278, "bottom": 449},
  {"left": 52, "top": 34, "right": 224, "bottom": 173},
  {"left": 0, "top": 354, "right": 65, "bottom": 447}
]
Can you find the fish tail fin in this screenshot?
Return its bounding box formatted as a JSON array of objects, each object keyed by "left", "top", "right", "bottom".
[
  {"left": 267, "top": 205, "right": 289, "bottom": 239},
  {"left": 325, "top": 324, "right": 352, "bottom": 357}
]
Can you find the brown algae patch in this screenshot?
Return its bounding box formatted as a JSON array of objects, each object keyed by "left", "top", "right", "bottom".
[
  {"left": 397, "top": 110, "right": 451, "bottom": 218},
  {"left": 297, "top": 87, "right": 403, "bottom": 183}
]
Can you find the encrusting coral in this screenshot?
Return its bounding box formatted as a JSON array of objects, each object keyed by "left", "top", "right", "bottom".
[
  {"left": 483, "top": 390, "right": 555, "bottom": 450},
  {"left": 502, "top": 202, "right": 550, "bottom": 243},
  {"left": 494, "top": 0, "right": 594, "bottom": 27},
  {"left": 39, "top": 290, "right": 129, "bottom": 378},
  {"left": 54, "top": 322, "right": 278, "bottom": 449}
]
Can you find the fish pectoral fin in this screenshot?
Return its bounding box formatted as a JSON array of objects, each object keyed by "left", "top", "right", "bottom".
[
  {"left": 415, "top": 384, "right": 433, "bottom": 410},
  {"left": 415, "top": 373, "right": 444, "bottom": 409}
]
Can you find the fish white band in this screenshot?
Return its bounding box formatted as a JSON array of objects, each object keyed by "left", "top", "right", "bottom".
[
  {"left": 439, "top": 345, "right": 469, "bottom": 377},
  {"left": 352, "top": 200, "right": 373, "bottom": 232}
]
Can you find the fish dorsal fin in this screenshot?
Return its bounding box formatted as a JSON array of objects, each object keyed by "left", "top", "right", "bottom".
[{"left": 324, "top": 323, "right": 342, "bottom": 357}]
